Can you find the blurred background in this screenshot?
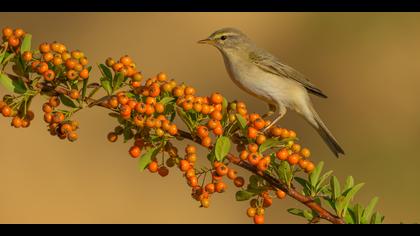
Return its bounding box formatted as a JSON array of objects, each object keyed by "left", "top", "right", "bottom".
[{"left": 0, "top": 13, "right": 419, "bottom": 224}]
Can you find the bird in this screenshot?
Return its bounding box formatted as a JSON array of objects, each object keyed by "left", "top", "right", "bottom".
[{"left": 198, "top": 27, "right": 344, "bottom": 157}]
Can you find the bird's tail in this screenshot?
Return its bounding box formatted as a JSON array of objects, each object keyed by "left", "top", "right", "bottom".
[{"left": 307, "top": 105, "right": 345, "bottom": 158}]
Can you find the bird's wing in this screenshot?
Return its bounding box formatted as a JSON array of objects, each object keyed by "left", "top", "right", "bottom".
[{"left": 249, "top": 51, "right": 328, "bottom": 98}]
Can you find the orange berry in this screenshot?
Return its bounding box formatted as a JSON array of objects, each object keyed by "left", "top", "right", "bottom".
[
  {"left": 188, "top": 176, "right": 199, "bottom": 187},
  {"left": 149, "top": 84, "right": 161, "bottom": 97},
  {"left": 281, "top": 129, "right": 290, "bottom": 139},
  {"left": 119, "top": 55, "right": 132, "bottom": 66},
  {"left": 270, "top": 127, "right": 283, "bottom": 137},
  {"left": 276, "top": 148, "right": 289, "bottom": 161},
  {"left": 157, "top": 72, "right": 168, "bottom": 82},
  {"left": 201, "top": 136, "right": 212, "bottom": 147},
  {"left": 256, "top": 134, "right": 266, "bottom": 145},
  {"left": 253, "top": 118, "right": 265, "bottom": 130},
  {"left": 185, "top": 145, "right": 196, "bottom": 154},
  {"left": 247, "top": 127, "right": 258, "bottom": 139},
  {"left": 112, "top": 62, "right": 124, "bottom": 72},
  {"left": 288, "top": 153, "right": 300, "bottom": 165},
  {"left": 301, "top": 148, "right": 311, "bottom": 158},
  {"left": 22, "top": 51, "right": 32, "bottom": 62},
  {"left": 305, "top": 162, "right": 315, "bottom": 173},
  {"left": 291, "top": 143, "right": 301, "bottom": 153},
  {"left": 247, "top": 207, "right": 256, "bottom": 217},
  {"left": 299, "top": 159, "right": 309, "bottom": 169},
  {"left": 257, "top": 159, "right": 269, "bottom": 172},
  {"left": 66, "top": 70, "right": 78, "bottom": 80},
  {"left": 289, "top": 130, "right": 297, "bottom": 138},
  {"left": 129, "top": 146, "right": 141, "bottom": 158},
  {"left": 210, "top": 110, "right": 223, "bottom": 121},
  {"left": 69, "top": 89, "right": 80, "bottom": 100},
  {"left": 49, "top": 96, "right": 60, "bottom": 107},
  {"left": 184, "top": 86, "right": 196, "bottom": 95},
  {"left": 227, "top": 168, "right": 237, "bottom": 180},
  {"left": 68, "top": 132, "right": 78, "bottom": 142},
  {"left": 263, "top": 196, "right": 273, "bottom": 208},
  {"left": 145, "top": 96, "right": 156, "bottom": 105},
  {"left": 53, "top": 112, "right": 65, "bottom": 123},
  {"left": 205, "top": 183, "right": 215, "bottom": 194},
  {"left": 167, "top": 124, "right": 178, "bottom": 136},
  {"left": 276, "top": 189, "right": 286, "bottom": 199},
  {"left": 248, "top": 153, "right": 261, "bottom": 166},
  {"left": 79, "top": 69, "right": 89, "bottom": 79},
  {"left": 215, "top": 182, "right": 227, "bottom": 193},
  {"left": 13, "top": 28, "right": 25, "bottom": 38},
  {"left": 197, "top": 125, "right": 209, "bottom": 139},
  {"left": 240, "top": 150, "right": 249, "bottom": 161},
  {"left": 210, "top": 92, "right": 223, "bottom": 104},
  {"left": 37, "top": 62, "right": 49, "bottom": 74},
  {"left": 249, "top": 113, "right": 260, "bottom": 122},
  {"left": 213, "top": 125, "right": 223, "bottom": 136},
  {"left": 120, "top": 105, "right": 132, "bottom": 117},
  {"left": 253, "top": 214, "right": 264, "bottom": 224},
  {"left": 11, "top": 116, "right": 22, "bottom": 128},
  {"left": 148, "top": 161, "right": 159, "bottom": 173},
  {"left": 2, "top": 27, "right": 13, "bottom": 38},
  {"left": 247, "top": 143, "right": 259, "bottom": 153},
  {"left": 43, "top": 52, "right": 54, "bottom": 62},
  {"left": 182, "top": 100, "right": 193, "bottom": 111},
  {"left": 39, "top": 42, "right": 51, "bottom": 53},
  {"left": 43, "top": 70, "right": 55, "bottom": 81},
  {"left": 7, "top": 36, "right": 19, "bottom": 47},
  {"left": 216, "top": 164, "right": 228, "bottom": 176}
]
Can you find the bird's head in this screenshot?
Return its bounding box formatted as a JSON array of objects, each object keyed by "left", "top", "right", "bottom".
[{"left": 198, "top": 28, "right": 251, "bottom": 51}]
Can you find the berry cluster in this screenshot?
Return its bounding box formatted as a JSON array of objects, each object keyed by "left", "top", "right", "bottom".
[
  {"left": 24, "top": 42, "right": 90, "bottom": 82},
  {"left": 42, "top": 96, "right": 79, "bottom": 142},
  {"left": 0, "top": 99, "right": 34, "bottom": 128},
  {"left": 1, "top": 27, "right": 25, "bottom": 52},
  {"left": 105, "top": 55, "right": 142, "bottom": 86}
]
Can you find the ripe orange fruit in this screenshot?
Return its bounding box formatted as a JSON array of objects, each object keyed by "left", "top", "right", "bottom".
[
  {"left": 210, "top": 92, "right": 223, "bottom": 104},
  {"left": 256, "top": 134, "right": 266, "bottom": 145},
  {"left": 263, "top": 196, "right": 273, "bottom": 208},
  {"left": 39, "top": 42, "right": 51, "bottom": 53},
  {"left": 185, "top": 145, "right": 196, "bottom": 154},
  {"left": 196, "top": 125, "right": 209, "bottom": 139},
  {"left": 287, "top": 153, "right": 300, "bottom": 165},
  {"left": 227, "top": 168, "right": 237, "bottom": 180},
  {"left": 201, "top": 136, "right": 212, "bottom": 148},
  {"left": 210, "top": 110, "right": 223, "bottom": 121},
  {"left": 22, "top": 51, "right": 32, "bottom": 62},
  {"left": 247, "top": 207, "right": 256, "bottom": 217},
  {"left": 291, "top": 143, "right": 301, "bottom": 153},
  {"left": 276, "top": 189, "right": 286, "bottom": 199},
  {"left": 179, "top": 160, "right": 190, "bottom": 172},
  {"left": 11, "top": 116, "right": 22, "bottom": 128},
  {"left": 305, "top": 162, "right": 315, "bottom": 173},
  {"left": 68, "top": 132, "right": 78, "bottom": 142},
  {"left": 188, "top": 176, "right": 198, "bottom": 187},
  {"left": 247, "top": 127, "right": 258, "bottom": 139},
  {"left": 167, "top": 124, "right": 178, "bottom": 136},
  {"left": 298, "top": 159, "right": 309, "bottom": 169},
  {"left": 2, "top": 27, "right": 13, "bottom": 38},
  {"left": 270, "top": 127, "right": 282, "bottom": 137},
  {"left": 129, "top": 146, "right": 141, "bottom": 158},
  {"left": 49, "top": 96, "right": 60, "bottom": 107},
  {"left": 247, "top": 143, "right": 258, "bottom": 153},
  {"left": 215, "top": 182, "right": 227, "bottom": 193},
  {"left": 240, "top": 150, "right": 249, "bottom": 161},
  {"left": 157, "top": 72, "right": 168, "bottom": 82},
  {"left": 148, "top": 161, "right": 159, "bottom": 173},
  {"left": 69, "top": 89, "right": 80, "bottom": 100},
  {"left": 248, "top": 153, "right": 261, "bottom": 166},
  {"left": 253, "top": 118, "right": 265, "bottom": 130},
  {"left": 66, "top": 70, "right": 78, "bottom": 80},
  {"left": 119, "top": 55, "right": 132, "bottom": 66},
  {"left": 43, "top": 70, "right": 55, "bottom": 81},
  {"left": 205, "top": 183, "right": 215, "bottom": 193},
  {"left": 253, "top": 214, "right": 264, "bottom": 224},
  {"left": 213, "top": 125, "right": 223, "bottom": 136},
  {"left": 276, "top": 148, "right": 289, "bottom": 161},
  {"left": 7, "top": 36, "right": 20, "bottom": 47},
  {"left": 301, "top": 148, "right": 311, "bottom": 158},
  {"left": 37, "top": 62, "right": 49, "bottom": 74},
  {"left": 79, "top": 69, "right": 89, "bottom": 79},
  {"left": 216, "top": 164, "right": 228, "bottom": 176}
]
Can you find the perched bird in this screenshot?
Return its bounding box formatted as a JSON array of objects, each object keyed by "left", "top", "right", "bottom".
[{"left": 198, "top": 28, "right": 344, "bottom": 157}]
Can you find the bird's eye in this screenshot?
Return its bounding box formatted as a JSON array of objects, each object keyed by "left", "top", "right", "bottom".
[{"left": 220, "top": 35, "right": 227, "bottom": 41}]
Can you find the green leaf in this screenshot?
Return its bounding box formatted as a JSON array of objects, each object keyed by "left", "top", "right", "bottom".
[
  {"left": 303, "top": 210, "right": 314, "bottom": 221},
  {"left": 236, "top": 190, "right": 256, "bottom": 201},
  {"left": 138, "top": 147, "right": 160, "bottom": 172},
  {"left": 235, "top": 113, "right": 247, "bottom": 130},
  {"left": 59, "top": 94, "right": 78, "bottom": 108},
  {"left": 214, "top": 136, "right": 231, "bottom": 162},
  {"left": 294, "top": 177, "right": 310, "bottom": 190},
  {"left": 0, "top": 73, "right": 27, "bottom": 94},
  {"left": 0, "top": 50, "right": 5, "bottom": 64},
  {"left": 207, "top": 149, "right": 216, "bottom": 163},
  {"left": 370, "top": 212, "right": 384, "bottom": 224},
  {"left": 20, "top": 34, "right": 32, "bottom": 54},
  {"left": 345, "top": 207, "right": 355, "bottom": 224},
  {"left": 113, "top": 72, "right": 125, "bottom": 91},
  {"left": 341, "top": 183, "right": 365, "bottom": 217},
  {"left": 343, "top": 176, "right": 354, "bottom": 192},
  {"left": 278, "top": 161, "right": 292, "bottom": 186},
  {"left": 353, "top": 204, "right": 363, "bottom": 224},
  {"left": 258, "top": 138, "right": 282, "bottom": 153},
  {"left": 309, "top": 161, "right": 324, "bottom": 188},
  {"left": 99, "top": 64, "right": 113, "bottom": 80},
  {"left": 362, "top": 197, "right": 379, "bottom": 224},
  {"left": 159, "top": 96, "right": 175, "bottom": 105},
  {"left": 330, "top": 176, "right": 341, "bottom": 200},
  {"left": 287, "top": 208, "right": 305, "bottom": 218},
  {"left": 123, "top": 126, "right": 134, "bottom": 142},
  {"left": 315, "top": 170, "right": 333, "bottom": 191},
  {"left": 249, "top": 175, "right": 261, "bottom": 188},
  {"left": 222, "top": 97, "right": 228, "bottom": 112},
  {"left": 100, "top": 77, "right": 112, "bottom": 95}
]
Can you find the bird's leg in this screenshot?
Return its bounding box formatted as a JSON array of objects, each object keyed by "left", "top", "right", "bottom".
[
  {"left": 263, "top": 106, "right": 287, "bottom": 133},
  {"left": 262, "top": 103, "right": 276, "bottom": 119}
]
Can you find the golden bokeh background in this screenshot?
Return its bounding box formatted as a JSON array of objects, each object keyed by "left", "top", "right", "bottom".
[{"left": 0, "top": 13, "right": 419, "bottom": 224}]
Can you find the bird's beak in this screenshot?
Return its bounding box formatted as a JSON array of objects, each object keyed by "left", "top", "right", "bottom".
[{"left": 198, "top": 38, "right": 213, "bottom": 45}]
